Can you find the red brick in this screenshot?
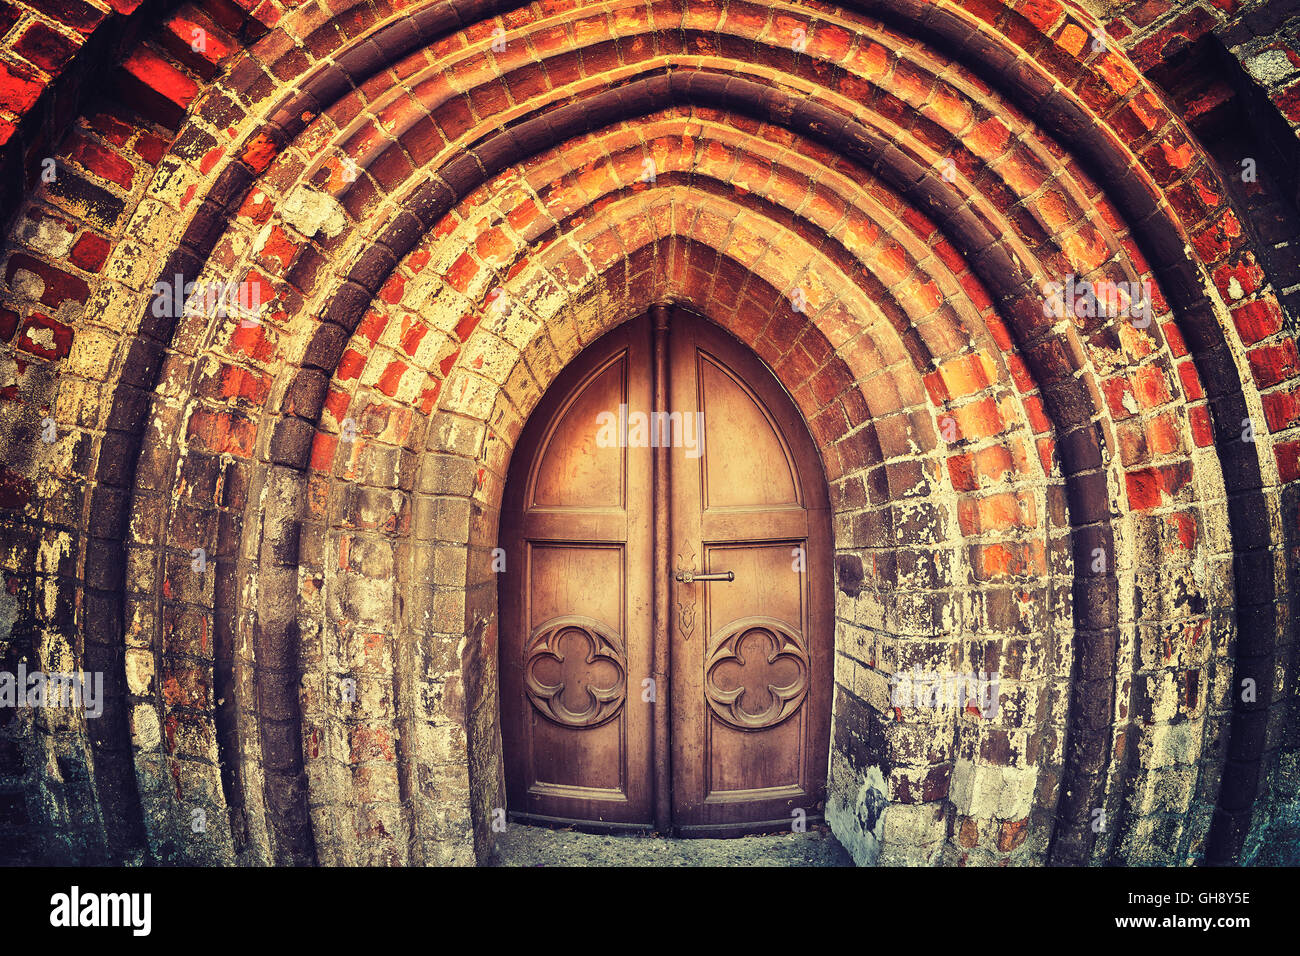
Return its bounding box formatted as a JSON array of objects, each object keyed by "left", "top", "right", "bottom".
[
  {"left": 0, "top": 1, "right": 19, "bottom": 36},
  {"left": 118, "top": 47, "right": 200, "bottom": 128},
  {"left": 5, "top": 253, "right": 90, "bottom": 307},
  {"left": 444, "top": 253, "right": 478, "bottom": 294},
  {"left": 1248, "top": 340, "right": 1300, "bottom": 390},
  {"left": 1176, "top": 360, "right": 1204, "bottom": 401},
  {"left": 240, "top": 131, "right": 278, "bottom": 173},
  {"left": 0, "top": 61, "right": 44, "bottom": 114},
  {"left": 132, "top": 131, "right": 168, "bottom": 164},
  {"left": 1189, "top": 405, "right": 1214, "bottom": 447},
  {"left": 185, "top": 407, "right": 256, "bottom": 457},
  {"left": 1212, "top": 256, "right": 1266, "bottom": 299},
  {"left": 998, "top": 817, "right": 1030, "bottom": 851},
  {"left": 1126, "top": 468, "right": 1163, "bottom": 510},
  {"left": 1231, "top": 299, "right": 1285, "bottom": 345},
  {"left": 15, "top": 312, "right": 73, "bottom": 359},
  {"left": 27, "top": 0, "right": 107, "bottom": 36},
  {"left": 1133, "top": 363, "right": 1172, "bottom": 408},
  {"left": 1261, "top": 387, "right": 1300, "bottom": 433},
  {"left": 257, "top": 225, "right": 297, "bottom": 270},
  {"left": 376, "top": 361, "right": 407, "bottom": 397},
  {"left": 1276, "top": 440, "right": 1300, "bottom": 484},
  {"left": 68, "top": 136, "right": 135, "bottom": 189},
  {"left": 13, "top": 21, "right": 81, "bottom": 73},
  {"left": 69, "top": 232, "right": 110, "bottom": 271},
  {"left": 952, "top": 395, "right": 1005, "bottom": 440},
  {"left": 309, "top": 431, "right": 337, "bottom": 472}
]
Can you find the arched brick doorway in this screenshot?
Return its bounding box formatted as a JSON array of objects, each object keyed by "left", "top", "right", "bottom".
[
  {"left": 0, "top": 0, "right": 1295, "bottom": 869},
  {"left": 499, "top": 305, "right": 834, "bottom": 835}
]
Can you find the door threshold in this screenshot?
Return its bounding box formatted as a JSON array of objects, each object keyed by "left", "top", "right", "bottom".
[
  {"left": 509, "top": 812, "right": 657, "bottom": 836},
  {"left": 673, "top": 815, "right": 824, "bottom": 838},
  {"left": 508, "top": 811, "right": 824, "bottom": 838}
]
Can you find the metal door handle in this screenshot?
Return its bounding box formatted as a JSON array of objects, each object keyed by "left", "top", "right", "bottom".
[{"left": 674, "top": 569, "right": 734, "bottom": 583}]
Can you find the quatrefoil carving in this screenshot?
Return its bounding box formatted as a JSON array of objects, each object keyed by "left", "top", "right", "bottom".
[
  {"left": 704, "top": 617, "right": 809, "bottom": 730},
  {"left": 524, "top": 616, "right": 627, "bottom": 728}
]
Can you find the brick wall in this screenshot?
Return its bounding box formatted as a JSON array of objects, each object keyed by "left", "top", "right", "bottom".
[
  {"left": 0, "top": 0, "right": 1296, "bottom": 867},
  {"left": 1104, "top": 0, "right": 1300, "bottom": 865}
]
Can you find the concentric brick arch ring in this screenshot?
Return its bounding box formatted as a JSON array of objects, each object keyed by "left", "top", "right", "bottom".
[{"left": 16, "top": 0, "right": 1284, "bottom": 868}]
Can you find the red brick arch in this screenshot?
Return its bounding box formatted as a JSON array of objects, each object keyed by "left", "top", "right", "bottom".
[{"left": 0, "top": 0, "right": 1293, "bottom": 867}]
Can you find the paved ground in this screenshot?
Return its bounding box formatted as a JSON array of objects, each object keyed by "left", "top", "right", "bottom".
[{"left": 487, "top": 824, "right": 854, "bottom": 866}]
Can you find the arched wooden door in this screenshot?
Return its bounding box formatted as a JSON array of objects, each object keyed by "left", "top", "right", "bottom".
[{"left": 500, "top": 306, "right": 833, "bottom": 835}]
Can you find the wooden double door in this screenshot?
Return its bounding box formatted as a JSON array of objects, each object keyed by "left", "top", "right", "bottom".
[{"left": 500, "top": 307, "right": 832, "bottom": 835}]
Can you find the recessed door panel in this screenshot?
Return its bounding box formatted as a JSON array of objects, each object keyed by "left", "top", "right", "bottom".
[
  {"left": 531, "top": 356, "right": 626, "bottom": 509},
  {"left": 700, "top": 357, "right": 799, "bottom": 509},
  {"left": 708, "top": 719, "right": 803, "bottom": 794},
  {"left": 525, "top": 544, "right": 626, "bottom": 793},
  {"left": 705, "top": 544, "right": 804, "bottom": 628}
]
